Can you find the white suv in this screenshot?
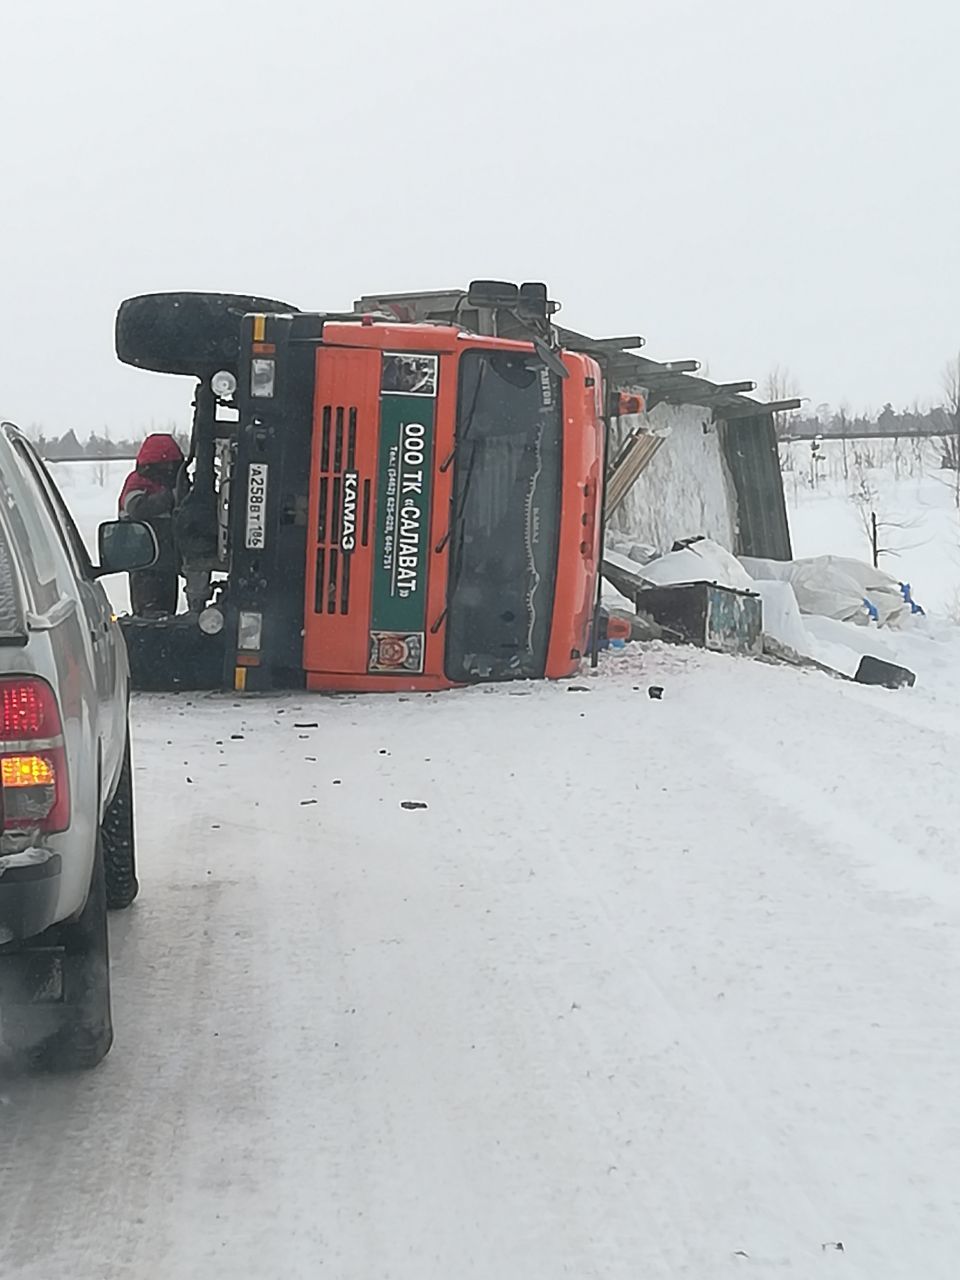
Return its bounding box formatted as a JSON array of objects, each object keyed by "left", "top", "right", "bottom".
[{"left": 0, "top": 423, "right": 156, "bottom": 1071}]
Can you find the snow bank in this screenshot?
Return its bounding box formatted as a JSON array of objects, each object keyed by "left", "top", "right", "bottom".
[{"left": 751, "top": 579, "right": 864, "bottom": 677}]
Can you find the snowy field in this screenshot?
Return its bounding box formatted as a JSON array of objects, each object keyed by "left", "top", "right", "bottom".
[
  {"left": 2, "top": 455, "right": 960, "bottom": 1279},
  {"left": 781, "top": 437, "right": 960, "bottom": 617}
]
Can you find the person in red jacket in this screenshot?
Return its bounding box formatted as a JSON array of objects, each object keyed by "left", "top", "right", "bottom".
[{"left": 118, "top": 434, "right": 185, "bottom": 616}]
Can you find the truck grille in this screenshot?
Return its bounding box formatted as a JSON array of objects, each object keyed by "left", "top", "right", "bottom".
[
  {"left": 313, "top": 405, "right": 370, "bottom": 615},
  {"left": 303, "top": 345, "right": 383, "bottom": 678}
]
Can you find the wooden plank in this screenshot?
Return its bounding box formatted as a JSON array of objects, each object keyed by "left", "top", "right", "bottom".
[{"left": 605, "top": 432, "right": 665, "bottom": 516}]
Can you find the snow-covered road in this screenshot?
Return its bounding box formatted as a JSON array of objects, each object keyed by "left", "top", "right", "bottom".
[{"left": 3, "top": 639, "right": 960, "bottom": 1279}]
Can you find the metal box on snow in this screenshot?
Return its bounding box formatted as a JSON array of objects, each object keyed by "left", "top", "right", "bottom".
[{"left": 634, "top": 582, "right": 762, "bottom": 656}]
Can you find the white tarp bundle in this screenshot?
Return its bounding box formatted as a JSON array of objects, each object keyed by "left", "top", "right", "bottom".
[
  {"left": 605, "top": 536, "right": 659, "bottom": 567},
  {"left": 639, "top": 539, "right": 756, "bottom": 593},
  {"left": 740, "top": 554, "right": 907, "bottom": 627},
  {"left": 604, "top": 538, "right": 916, "bottom": 679},
  {"left": 748, "top": 580, "right": 899, "bottom": 678}
]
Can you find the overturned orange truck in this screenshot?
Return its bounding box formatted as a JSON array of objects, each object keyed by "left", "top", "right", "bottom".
[{"left": 115, "top": 282, "right": 608, "bottom": 692}]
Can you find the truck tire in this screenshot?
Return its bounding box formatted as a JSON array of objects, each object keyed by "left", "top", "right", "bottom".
[
  {"left": 102, "top": 731, "right": 138, "bottom": 910},
  {"left": 115, "top": 291, "right": 298, "bottom": 377},
  {"left": 1, "top": 840, "right": 113, "bottom": 1072}
]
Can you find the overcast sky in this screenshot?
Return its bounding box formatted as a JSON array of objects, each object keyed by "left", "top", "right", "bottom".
[{"left": 2, "top": 0, "right": 959, "bottom": 435}]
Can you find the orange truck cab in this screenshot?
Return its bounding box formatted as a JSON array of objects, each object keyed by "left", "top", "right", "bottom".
[
  {"left": 299, "top": 319, "right": 604, "bottom": 691},
  {"left": 114, "top": 282, "right": 606, "bottom": 693}
]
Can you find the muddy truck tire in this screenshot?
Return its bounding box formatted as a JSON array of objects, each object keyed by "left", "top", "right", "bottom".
[{"left": 115, "top": 291, "right": 298, "bottom": 377}]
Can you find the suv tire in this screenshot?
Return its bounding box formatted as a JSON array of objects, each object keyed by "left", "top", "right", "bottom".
[{"left": 1, "top": 840, "right": 113, "bottom": 1072}]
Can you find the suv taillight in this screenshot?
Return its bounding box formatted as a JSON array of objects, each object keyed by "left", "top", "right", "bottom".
[{"left": 0, "top": 677, "right": 70, "bottom": 833}]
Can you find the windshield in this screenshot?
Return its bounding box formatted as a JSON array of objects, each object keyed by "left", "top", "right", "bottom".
[{"left": 445, "top": 350, "right": 562, "bottom": 681}]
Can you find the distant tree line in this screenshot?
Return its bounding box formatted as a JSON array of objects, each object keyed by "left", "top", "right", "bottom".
[
  {"left": 779, "top": 403, "right": 952, "bottom": 440},
  {"left": 770, "top": 352, "right": 960, "bottom": 479},
  {"left": 24, "top": 425, "right": 191, "bottom": 460}
]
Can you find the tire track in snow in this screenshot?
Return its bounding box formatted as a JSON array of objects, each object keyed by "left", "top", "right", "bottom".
[
  {"left": 682, "top": 697, "right": 960, "bottom": 1275},
  {"left": 0, "top": 701, "right": 290, "bottom": 1279},
  {"left": 476, "top": 725, "right": 871, "bottom": 1276},
  {"left": 2, "top": 665, "right": 959, "bottom": 1278}
]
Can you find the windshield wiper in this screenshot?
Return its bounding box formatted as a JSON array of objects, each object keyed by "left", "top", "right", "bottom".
[
  {"left": 434, "top": 359, "right": 487, "bottom": 557},
  {"left": 439, "top": 440, "right": 479, "bottom": 581},
  {"left": 438, "top": 360, "right": 486, "bottom": 477},
  {"left": 529, "top": 334, "right": 569, "bottom": 380},
  {"left": 430, "top": 437, "right": 480, "bottom": 634}
]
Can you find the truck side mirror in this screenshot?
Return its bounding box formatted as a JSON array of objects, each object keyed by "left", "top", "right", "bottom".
[
  {"left": 517, "top": 281, "right": 550, "bottom": 322},
  {"left": 95, "top": 521, "right": 158, "bottom": 576},
  {"left": 467, "top": 280, "right": 519, "bottom": 309}
]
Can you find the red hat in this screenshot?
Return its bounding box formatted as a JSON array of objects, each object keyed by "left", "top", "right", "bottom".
[{"left": 136, "top": 433, "right": 185, "bottom": 467}]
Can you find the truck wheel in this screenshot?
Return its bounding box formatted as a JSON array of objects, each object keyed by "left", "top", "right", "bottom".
[
  {"left": 102, "top": 731, "right": 138, "bottom": 910},
  {"left": 1, "top": 841, "right": 113, "bottom": 1073},
  {"left": 115, "top": 291, "right": 298, "bottom": 377}
]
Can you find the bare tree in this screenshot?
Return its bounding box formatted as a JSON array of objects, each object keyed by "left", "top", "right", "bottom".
[
  {"left": 836, "top": 402, "right": 850, "bottom": 479},
  {"left": 850, "top": 452, "right": 878, "bottom": 540},
  {"left": 849, "top": 448, "right": 921, "bottom": 566},
  {"left": 864, "top": 509, "right": 923, "bottom": 568},
  {"left": 938, "top": 352, "right": 960, "bottom": 506},
  {"left": 764, "top": 364, "right": 801, "bottom": 438}
]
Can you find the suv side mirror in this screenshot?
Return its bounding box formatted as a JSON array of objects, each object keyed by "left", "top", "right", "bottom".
[{"left": 95, "top": 520, "right": 158, "bottom": 576}]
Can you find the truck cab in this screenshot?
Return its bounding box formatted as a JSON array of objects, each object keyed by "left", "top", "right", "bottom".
[{"left": 114, "top": 283, "right": 606, "bottom": 693}]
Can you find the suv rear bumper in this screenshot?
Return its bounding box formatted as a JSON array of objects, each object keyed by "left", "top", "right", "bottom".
[{"left": 0, "top": 851, "right": 62, "bottom": 944}]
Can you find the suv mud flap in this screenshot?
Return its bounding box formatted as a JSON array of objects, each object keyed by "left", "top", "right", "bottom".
[{"left": 0, "top": 947, "right": 64, "bottom": 1006}]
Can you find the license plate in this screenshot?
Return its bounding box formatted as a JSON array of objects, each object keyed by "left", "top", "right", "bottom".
[{"left": 245, "top": 463, "right": 269, "bottom": 550}]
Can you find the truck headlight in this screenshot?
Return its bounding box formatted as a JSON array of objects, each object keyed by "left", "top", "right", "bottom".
[
  {"left": 250, "top": 358, "right": 276, "bottom": 399},
  {"left": 237, "top": 610, "right": 263, "bottom": 651},
  {"left": 198, "top": 606, "right": 225, "bottom": 636},
  {"left": 212, "top": 370, "right": 237, "bottom": 399}
]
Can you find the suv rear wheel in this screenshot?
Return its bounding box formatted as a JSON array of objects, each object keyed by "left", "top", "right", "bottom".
[{"left": 0, "top": 839, "right": 113, "bottom": 1072}]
